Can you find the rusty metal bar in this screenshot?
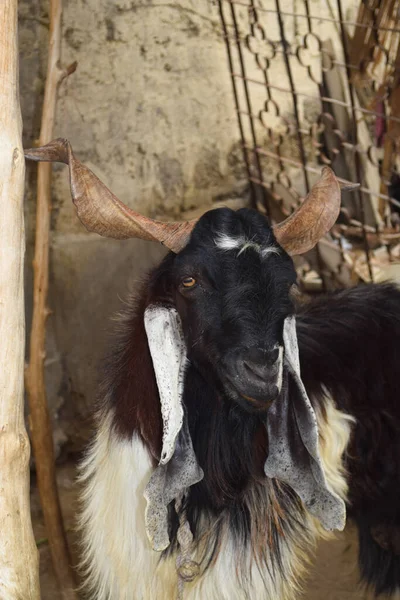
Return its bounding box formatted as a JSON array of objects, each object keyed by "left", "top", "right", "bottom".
[
  {"left": 336, "top": 0, "right": 373, "bottom": 280},
  {"left": 245, "top": 145, "right": 400, "bottom": 209},
  {"left": 302, "top": 0, "right": 328, "bottom": 290},
  {"left": 228, "top": 1, "right": 270, "bottom": 213},
  {"left": 248, "top": 0, "right": 281, "bottom": 214},
  {"left": 218, "top": 0, "right": 400, "bottom": 288},
  {"left": 236, "top": 108, "right": 399, "bottom": 142},
  {"left": 231, "top": 74, "right": 400, "bottom": 124},
  {"left": 224, "top": 33, "right": 370, "bottom": 71},
  {"left": 217, "top": 0, "right": 255, "bottom": 206},
  {"left": 304, "top": 0, "right": 313, "bottom": 33},
  {"left": 275, "top": 0, "right": 310, "bottom": 193},
  {"left": 222, "top": 0, "right": 400, "bottom": 35},
  {"left": 249, "top": 175, "right": 400, "bottom": 212}
]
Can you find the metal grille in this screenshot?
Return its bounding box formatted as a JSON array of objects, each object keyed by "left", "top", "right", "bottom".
[{"left": 218, "top": 0, "right": 400, "bottom": 290}]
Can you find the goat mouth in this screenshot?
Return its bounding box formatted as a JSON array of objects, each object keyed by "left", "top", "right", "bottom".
[
  {"left": 241, "top": 393, "right": 274, "bottom": 411},
  {"left": 222, "top": 373, "right": 278, "bottom": 411}
]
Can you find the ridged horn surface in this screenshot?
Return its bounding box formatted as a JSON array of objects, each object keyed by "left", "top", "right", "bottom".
[
  {"left": 273, "top": 167, "right": 341, "bottom": 255},
  {"left": 25, "top": 140, "right": 343, "bottom": 255},
  {"left": 24, "top": 138, "right": 196, "bottom": 253}
]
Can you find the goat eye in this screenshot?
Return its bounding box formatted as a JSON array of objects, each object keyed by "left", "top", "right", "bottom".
[{"left": 182, "top": 277, "right": 196, "bottom": 288}]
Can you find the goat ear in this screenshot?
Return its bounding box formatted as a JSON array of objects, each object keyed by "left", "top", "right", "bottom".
[
  {"left": 272, "top": 167, "right": 341, "bottom": 255},
  {"left": 143, "top": 305, "right": 203, "bottom": 551},
  {"left": 264, "top": 316, "right": 346, "bottom": 531},
  {"left": 144, "top": 306, "right": 187, "bottom": 464}
]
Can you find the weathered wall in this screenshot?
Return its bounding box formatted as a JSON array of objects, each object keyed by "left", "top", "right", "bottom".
[
  {"left": 20, "top": 0, "right": 248, "bottom": 456},
  {"left": 20, "top": 0, "right": 359, "bottom": 456}
]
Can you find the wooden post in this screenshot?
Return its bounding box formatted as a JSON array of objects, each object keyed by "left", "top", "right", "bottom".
[
  {"left": 25, "top": 1, "right": 78, "bottom": 598},
  {"left": 0, "top": 1, "right": 40, "bottom": 598}
]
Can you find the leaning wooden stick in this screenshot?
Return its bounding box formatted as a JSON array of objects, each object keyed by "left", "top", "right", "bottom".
[
  {"left": 0, "top": 1, "right": 40, "bottom": 598},
  {"left": 24, "top": 0, "right": 77, "bottom": 598}
]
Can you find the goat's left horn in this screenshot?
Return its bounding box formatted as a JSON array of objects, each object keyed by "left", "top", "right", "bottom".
[
  {"left": 24, "top": 138, "right": 196, "bottom": 253},
  {"left": 272, "top": 167, "right": 341, "bottom": 256}
]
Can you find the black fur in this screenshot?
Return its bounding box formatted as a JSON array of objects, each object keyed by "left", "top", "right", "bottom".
[
  {"left": 297, "top": 284, "right": 400, "bottom": 595},
  {"left": 103, "top": 207, "right": 400, "bottom": 596}
]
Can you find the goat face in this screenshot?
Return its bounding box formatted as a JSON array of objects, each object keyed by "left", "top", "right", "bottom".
[
  {"left": 152, "top": 207, "right": 297, "bottom": 413},
  {"left": 25, "top": 140, "right": 340, "bottom": 411}
]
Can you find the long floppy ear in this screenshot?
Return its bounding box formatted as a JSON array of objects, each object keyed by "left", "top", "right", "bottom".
[
  {"left": 143, "top": 306, "right": 203, "bottom": 552},
  {"left": 264, "top": 316, "right": 346, "bottom": 531},
  {"left": 24, "top": 138, "right": 354, "bottom": 255}
]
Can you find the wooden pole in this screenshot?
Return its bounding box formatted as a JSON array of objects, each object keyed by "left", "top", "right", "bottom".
[
  {"left": 0, "top": 1, "right": 40, "bottom": 598},
  {"left": 25, "top": 1, "right": 77, "bottom": 598}
]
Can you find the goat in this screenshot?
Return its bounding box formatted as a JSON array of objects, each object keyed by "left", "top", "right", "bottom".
[{"left": 26, "top": 139, "right": 400, "bottom": 600}]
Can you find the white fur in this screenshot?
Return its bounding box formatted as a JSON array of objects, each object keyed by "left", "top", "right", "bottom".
[
  {"left": 78, "top": 411, "right": 173, "bottom": 600},
  {"left": 260, "top": 246, "right": 281, "bottom": 259},
  {"left": 215, "top": 233, "right": 244, "bottom": 251},
  {"left": 79, "top": 394, "right": 353, "bottom": 600},
  {"left": 316, "top": 391, "right": 355, "bottom": 503},
  {"left": 215, "top": 233, "right": 280, "bottom": 259},
  {"left": 79, "top": 411, "right": 303, "bottom": 600}
]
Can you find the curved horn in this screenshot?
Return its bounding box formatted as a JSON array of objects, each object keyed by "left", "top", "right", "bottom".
[
  {"left": 24, "top": 138, "right": 196, "bottom": 253},
  {"left": 273, "top": 167, "right": 341, "bottom": 255}
]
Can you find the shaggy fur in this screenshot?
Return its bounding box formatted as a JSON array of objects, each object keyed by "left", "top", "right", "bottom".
[
  {"left": 79, "top": 400, "right": 350, "bottom": 600},
  {"left": 297, "top": 284, "right": 400, "bottom": 596},
  {"left": 79, "top": 208, "right": 400, "bottom": 598}
]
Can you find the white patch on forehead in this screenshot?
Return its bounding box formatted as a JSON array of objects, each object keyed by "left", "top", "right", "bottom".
[
  {"left": 214, "top": 233, "right": 280, "bottom": 259},
  {"left": 260, "top": 246, "right": 281, "bottom": 259},
  {"left": 237, "top": 241, "right": 262, "bottom": 256},
  {"left": 214, "top": 233, "right": 245, "bottom": 251}
]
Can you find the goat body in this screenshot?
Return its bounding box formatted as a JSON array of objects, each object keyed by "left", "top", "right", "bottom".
[
  {"left": 298, "top": 284, "right": 400, "bottom": 595},
  {"left": 79, "top": 209, "right": 400, "bottom": 599}
]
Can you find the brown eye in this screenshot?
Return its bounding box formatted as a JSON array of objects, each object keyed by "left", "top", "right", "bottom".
[{"left": 182, "top": 277, "right": 196, "bottom": 288}]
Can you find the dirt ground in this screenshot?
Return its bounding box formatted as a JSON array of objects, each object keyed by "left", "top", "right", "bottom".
[{"left": 33, "top": 464, "right": 396, "bottom": 600}]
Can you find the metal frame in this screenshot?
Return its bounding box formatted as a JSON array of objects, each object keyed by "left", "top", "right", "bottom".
[{"left": 218, "top": 0, "right": 400, "bottom": 287}]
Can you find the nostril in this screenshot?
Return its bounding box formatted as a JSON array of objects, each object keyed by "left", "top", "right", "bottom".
[
  {"left": 243, "top": 360, "right": 255, "bottom": 376},
  {"left": 243, "top": 359, "right": 268, "bottom": 381},
  {"left": 267, "top": 348, "right": 279, "bottom": 366}
]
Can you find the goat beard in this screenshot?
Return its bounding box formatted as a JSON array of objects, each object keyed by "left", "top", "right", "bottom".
[{"left": 143, "top": 305, "right": 346, "bottom": 554}]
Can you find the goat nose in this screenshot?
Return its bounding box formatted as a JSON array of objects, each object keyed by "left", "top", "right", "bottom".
[
  {"left": 243, "top": 360, "right": 269, "bottom": 381},
  {"left": 242, "top": 347, "right": 279, "bottom": 381}
]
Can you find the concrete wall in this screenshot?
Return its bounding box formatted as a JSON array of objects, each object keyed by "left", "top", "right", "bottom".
[
  {"left": 20, "top": 0, "right": 249, "bottom": 456},
  {"left": 20, "top": 0, "right": 358, "bottom": 456}
]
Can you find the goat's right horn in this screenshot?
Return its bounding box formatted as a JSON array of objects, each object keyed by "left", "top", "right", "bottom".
[
  {"left": 24, "top": 138, "right": 196, "bottom": 253},
  {"left": 272, "top": 167, "right": 341, "bottom": 256}
]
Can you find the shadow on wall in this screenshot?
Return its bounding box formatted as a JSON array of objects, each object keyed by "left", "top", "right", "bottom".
[{"left": 44, "top": 235, "right": 166, "bottom": 458}]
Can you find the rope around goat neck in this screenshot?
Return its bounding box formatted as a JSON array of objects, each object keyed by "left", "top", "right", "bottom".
[{"left": 175, "top": 493, "right": 200, "bottom": 600}]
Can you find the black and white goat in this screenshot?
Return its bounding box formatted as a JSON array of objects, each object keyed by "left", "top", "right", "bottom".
[{"left": 26, "top": 139, "right": 400, "bottom": 600}]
